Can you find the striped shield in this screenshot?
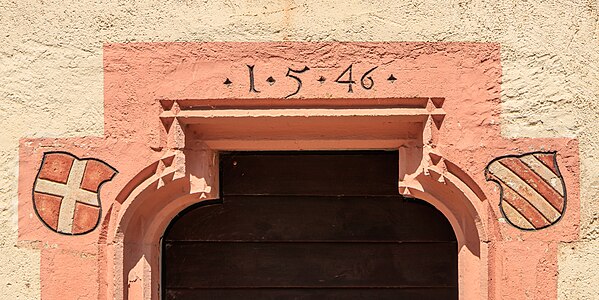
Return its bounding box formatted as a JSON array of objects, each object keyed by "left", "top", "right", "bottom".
[{"left": 485, "top": 151, "right": 566, "bottom": 230}]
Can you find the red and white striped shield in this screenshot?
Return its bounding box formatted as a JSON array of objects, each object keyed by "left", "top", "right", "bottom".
[
  {"left": 485, "top": 151, "right": 566, "bottom": 230},
  {"left": 32, "top": 152, "right": 117, "bottom": 235}
]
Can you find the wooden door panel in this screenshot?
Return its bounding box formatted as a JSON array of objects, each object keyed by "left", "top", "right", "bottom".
[
  {"left": 163, "top": 151, "right": 458, "bottom": 299},
  {"left": 165, "top": 195, "right": 456, "bottom": 242},
  {"left": 165, "top": 288, "right": 458, "bottom": 300},
  {"left": 164, "top": 241, "right": 457, "bottom": 288},
  {"left": 220, "top": 152, "right": 399, "bottom": 196}
]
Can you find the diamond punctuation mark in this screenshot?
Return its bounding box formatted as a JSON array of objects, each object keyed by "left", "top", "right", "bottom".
[
  {"left": 317, "top": 76, "right": 326, "bottom": 83},
  {"left": 266, "top": 76, "right": 276, "bottom": 85},
  {"left": 387, "top": 74, "right": 397, "bottom": 83},
  {"left": 223, "top": 78, "right": 232, "bottom": 85}
]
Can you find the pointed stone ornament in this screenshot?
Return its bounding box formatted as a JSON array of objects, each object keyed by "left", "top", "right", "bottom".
[
  {"left": 438, "top": 174, "right": 446, "bottom": 184},
  {"left": 432, "top": 115, "right": 445, "bottom": 129},
  {"left": 430, "top": 97, "right": 445, "bottom": 108},
  {"left": 387, "top": 74, "right": 397, "bottom": 82},
  {"left": 429, "top": 152, "right": 443, "bottom": 166},
  {"left": 223, "top": 78, "right": 232, "bottom": 85}
]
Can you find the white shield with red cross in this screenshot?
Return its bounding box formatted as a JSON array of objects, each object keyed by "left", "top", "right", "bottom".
[{"left": 33, "top": 152, "right": 117, "bottom": 235}]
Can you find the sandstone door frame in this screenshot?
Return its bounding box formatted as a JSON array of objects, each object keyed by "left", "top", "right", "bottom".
[
  {"left": 18, "top": 43, "right": 580, "bottom": 300},
  {"left": 103, "top": 97, "right": 488, "bottom": 299}
]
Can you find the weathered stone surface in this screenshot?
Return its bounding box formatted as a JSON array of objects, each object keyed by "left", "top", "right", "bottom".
[
  {"left": 558, "top": 240, "right": 599, "bottom": 300},
  {"left": 32, "top": 192, "right": 62, "bottom": 231},
  {"left": 80, "top": 159, "right": 116, "bottom": 192},
  {"left": 37, "top": 153, "right": 74, "bottom": 184},
  {"left": 0, "top": 1, "right": 597, "bottom": 299},
  {"left": 71, "top": 203, "right": 100, "bottom": 235}
]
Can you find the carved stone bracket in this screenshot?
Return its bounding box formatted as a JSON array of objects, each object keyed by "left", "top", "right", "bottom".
[{"left": 398, "top": 97, "right": 486, "bottom": 204}]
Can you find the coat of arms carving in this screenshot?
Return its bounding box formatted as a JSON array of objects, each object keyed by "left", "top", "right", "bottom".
[
  {"left": 485, "top": 151, "right": 566, "bottom": 230},
  {"left": 32, "top": 152, "right": 117, "bottom": 235}
]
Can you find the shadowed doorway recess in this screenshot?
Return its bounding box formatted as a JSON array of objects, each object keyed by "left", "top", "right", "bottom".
[{"left": 162, "top": 151, "right": 458, "bottom": 299}]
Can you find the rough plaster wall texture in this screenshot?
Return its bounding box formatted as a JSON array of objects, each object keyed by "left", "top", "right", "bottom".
[{"left": 0, "top": 1, "right": 597, "bottom": 299}]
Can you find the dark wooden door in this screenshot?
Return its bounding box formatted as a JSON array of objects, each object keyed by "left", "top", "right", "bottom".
[{"left": 162, "top": 151, "right": 458, "bottom": 299}]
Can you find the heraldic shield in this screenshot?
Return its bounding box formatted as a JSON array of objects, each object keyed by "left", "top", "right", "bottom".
[
  {"left": 485, "top": 151, "right": 566, "bottom": 230},
  {"left": 32, "top": 152, "right": 117, "bottom": 235}
]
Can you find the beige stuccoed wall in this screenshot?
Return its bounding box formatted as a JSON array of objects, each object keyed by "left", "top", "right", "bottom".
[{"left": 0, "top": 1, "right": 597, "bottom": 298}]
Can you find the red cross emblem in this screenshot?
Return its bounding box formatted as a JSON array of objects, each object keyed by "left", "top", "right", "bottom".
[{"left": 33, "top": 152, "right": 117, "bottom": 235}]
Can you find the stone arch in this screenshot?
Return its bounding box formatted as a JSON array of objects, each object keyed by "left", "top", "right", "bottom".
[
  {"left": 98, "top": 150, "right": 218, "bottom": 300},
  {"left": 98, "top": 103, "right": 494, "bottom": 299},
  {"left": 100, "top": 149, "right": 492, "bottom": 300},
  {"left": 398, "top": 150, "right": 494, "bottom": 299}
]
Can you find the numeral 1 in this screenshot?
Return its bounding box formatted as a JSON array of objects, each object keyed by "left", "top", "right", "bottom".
[{"left": 247, "top": 65, "right": 260, "bottom": 93}]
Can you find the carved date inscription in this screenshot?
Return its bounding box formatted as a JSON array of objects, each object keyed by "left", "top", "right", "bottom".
[
  {"left": 285, "top": 66, "right": 310, "bottom": 98},
  {"left": 228, "top": 64, "right": 397, "bottom": 98}
]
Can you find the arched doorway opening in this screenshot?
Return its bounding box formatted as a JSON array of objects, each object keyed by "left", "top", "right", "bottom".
[{"left": 162, "top": 151, "right": 458, "bottom": 299}]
